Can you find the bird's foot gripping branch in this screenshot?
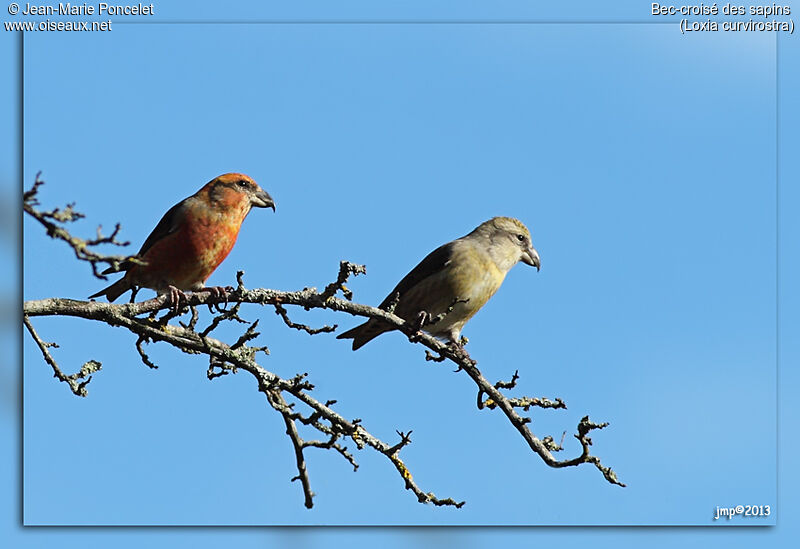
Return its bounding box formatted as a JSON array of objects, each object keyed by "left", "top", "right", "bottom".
[{"left": 23, "top": 174, "right": 624, "bottom": 511}]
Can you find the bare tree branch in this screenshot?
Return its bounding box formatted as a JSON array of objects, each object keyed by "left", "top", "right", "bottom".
[
  {"left": 23, "top": 174, "right": 625, "bottom": 511},
  {"left": 273, "top": 302, "right": 337, "bottom": 335},
  {"left": 23, "top": 288, "right": 471, "bottom": 507},
  {"left": 23, "top": 172, "right": 142, "bottom": 279},
  {"left": 23, "top": 278, "right": 625, "bottom": 489},
  {"left": 23, "top": 315, "right": 101, "bottom": 396}
]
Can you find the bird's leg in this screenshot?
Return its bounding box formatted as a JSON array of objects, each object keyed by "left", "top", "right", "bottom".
[
  {"left": 446, "top": 330, "right": 463, "bottom": 350},
  {"left": 165, "top": 285, "right": 189, "bottom": 314},
  {"left": 128, "top": 286, "right": 140, "bottom": 304}
]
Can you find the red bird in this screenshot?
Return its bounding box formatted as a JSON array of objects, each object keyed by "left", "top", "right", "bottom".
[{"left": 89, "top": 173, "right": 275, "bottom": 306}]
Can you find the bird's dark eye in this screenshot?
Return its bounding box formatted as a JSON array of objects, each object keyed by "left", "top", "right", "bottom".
[
  {"left": 237, "top": 180, "right": 249, "bottom": 188},
  {"left": 516, "top": 234, "right": 526, "bottom": 243}
]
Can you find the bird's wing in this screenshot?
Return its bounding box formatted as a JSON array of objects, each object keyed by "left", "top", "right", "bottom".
[
  {"left": 101, "top": 198, "right": 189, "bottom": 275},
  {"left": 377, "top": 241, "right": 455, "bottom": 309},
  {"left": 136, "top": 198, "right": 190, "bottom": 257}
]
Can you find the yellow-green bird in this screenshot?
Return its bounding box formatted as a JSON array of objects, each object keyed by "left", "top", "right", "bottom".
[{"left": 337, "top": 217, "right": 540, "bottom": 350}]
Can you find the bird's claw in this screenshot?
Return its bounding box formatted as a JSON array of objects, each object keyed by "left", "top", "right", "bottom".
[
  {"left": 447, "top": 340, "right": 463, "bottom": 350},
  {"left": 406, "top": 311, "right": 429, "bottom": 343},
  {"left": 205, "top": 285, "right": 232, "bottom": 312},
  {"left": 206, "top": 285, "right": 229, "bottom": 300},
  {"left": 166, "top": 285, "right": 188, "bottom": 314}
]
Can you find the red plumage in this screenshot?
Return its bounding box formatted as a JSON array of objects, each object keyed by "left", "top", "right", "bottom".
[{"left": 89, "top": 173, "right": 274, "bottom": 303}]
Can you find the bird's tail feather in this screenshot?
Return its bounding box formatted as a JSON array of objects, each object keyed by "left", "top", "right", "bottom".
[
  {"left": 88, "top": 277, "right": 131, "bottom": 302},
  {"left": 336, "top": 320, "right": 391, "bottom": 351}
]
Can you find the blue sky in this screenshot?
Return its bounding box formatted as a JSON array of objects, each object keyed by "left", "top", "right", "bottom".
[{"left": 5, "top": 0, "right": 799, "bottom": 546}]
